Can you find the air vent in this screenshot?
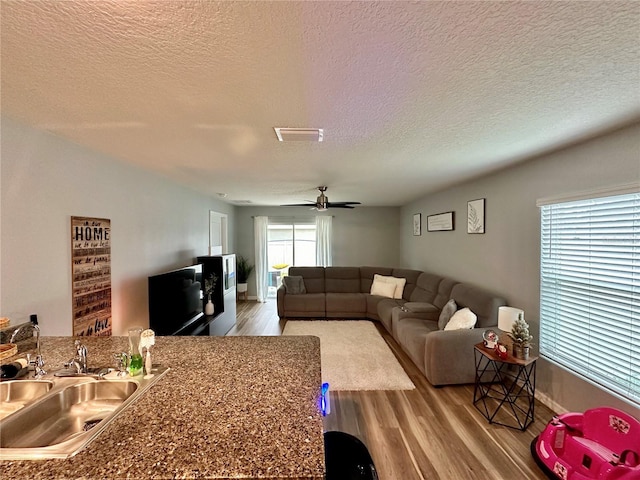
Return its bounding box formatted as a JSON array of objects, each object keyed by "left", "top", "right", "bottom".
[
  {"left": 274, "top": 127, "right": 324, "bottom": 142},
  {"left": 233, "top": 200, "right": 253, "bottom": 205}
]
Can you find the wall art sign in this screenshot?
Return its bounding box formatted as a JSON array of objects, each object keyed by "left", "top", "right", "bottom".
[
  {"left": 413, "top": 213, "right": 422, "bottom": 236},
  {"left": 71, "top": 216, "right": 112, "bottom": 336},
  {"left": 427, "top": 211, "right": 454, "bottom": 232},
  {"left": 467, "top": 198, "right": 485, "bottom": 234}
]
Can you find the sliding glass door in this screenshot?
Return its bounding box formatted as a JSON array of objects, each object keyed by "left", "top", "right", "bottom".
[{"left": 267, "top": 220, "right": 316, "bottom": 296}]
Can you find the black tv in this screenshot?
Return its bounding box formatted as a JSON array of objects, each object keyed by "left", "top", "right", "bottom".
[{"left": 148, "top": 264, "right": 204, "bottom": 335}]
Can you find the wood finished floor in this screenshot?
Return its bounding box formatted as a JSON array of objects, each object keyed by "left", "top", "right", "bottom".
[{"left": 229, "top": 299, "right": 553, "bottom": 480}]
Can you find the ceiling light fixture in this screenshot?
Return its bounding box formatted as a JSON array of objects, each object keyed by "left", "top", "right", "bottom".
[{"left": 274, "top": 127, "right": 324, "bottom": 142}]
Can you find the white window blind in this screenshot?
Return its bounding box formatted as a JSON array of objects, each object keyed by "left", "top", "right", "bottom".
[{"left": 540, "top": 191, "right": 640, "bottom": 406}]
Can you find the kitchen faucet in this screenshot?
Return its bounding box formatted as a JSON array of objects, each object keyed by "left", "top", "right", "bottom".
[
  {"left": 65, "top": 340, "right": 88, "bottom": 374},
  {"left": 9, "top": 317, "right": 46, "bottom": 378}
]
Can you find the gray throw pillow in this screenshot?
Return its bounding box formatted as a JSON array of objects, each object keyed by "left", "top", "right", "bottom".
[
  {"left": 438, "top": 298, "right": 458, "bottom": 330},
  {"left": 283, "top": 275, "right": 307, "bottom": 295}
]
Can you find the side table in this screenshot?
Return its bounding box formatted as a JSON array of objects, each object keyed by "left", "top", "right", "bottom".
[{"left": 473, "top": 343, "right": 537, "bottom": 431}]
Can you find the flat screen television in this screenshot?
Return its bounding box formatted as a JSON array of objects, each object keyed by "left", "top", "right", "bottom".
[{"left": 148, "top": 264, "right": 204, "bottom": 335}]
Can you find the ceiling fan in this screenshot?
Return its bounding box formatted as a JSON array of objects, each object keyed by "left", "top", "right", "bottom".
[{"left": 282, "top": 186, "right": 361, "bottom": 211}]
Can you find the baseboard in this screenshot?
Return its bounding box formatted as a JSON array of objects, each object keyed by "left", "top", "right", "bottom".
[{"left": 536, "top": 390, "right": 568, "bottom": 414}]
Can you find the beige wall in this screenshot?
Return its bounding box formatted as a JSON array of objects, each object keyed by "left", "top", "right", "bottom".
[
  {"left": 233, "top": 206, "right": 401, "bottom": 297},
  {"left": 401, "top": 122, "right": 640, "bottom": 417},
  {"left": 1, "top": 117, "right": 235, "bottom": 336}
]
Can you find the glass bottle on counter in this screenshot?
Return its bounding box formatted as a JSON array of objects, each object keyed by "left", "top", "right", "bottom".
[{"left": 128, "top": 327, "right": 143, "bottom": 376}]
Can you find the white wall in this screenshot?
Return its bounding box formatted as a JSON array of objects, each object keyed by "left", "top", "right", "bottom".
[
  {"left": 1, "top": 117, "right": 235, "bottom": 335},
  {"left": 401, "top": 122, "right": 640, "bottom": 417},
  {"left": 234, "top": 206, "right": 401, "bottom": 297}
]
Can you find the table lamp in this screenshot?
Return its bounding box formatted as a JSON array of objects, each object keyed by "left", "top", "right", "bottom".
[{"left": 498, "top": 306, "right": 524, "bottom": 332}]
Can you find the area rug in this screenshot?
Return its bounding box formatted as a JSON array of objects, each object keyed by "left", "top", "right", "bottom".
[{"left": 282, "top": 320, "right": 415, "bottom": 391}]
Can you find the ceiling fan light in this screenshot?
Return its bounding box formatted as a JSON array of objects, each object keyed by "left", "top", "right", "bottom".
[{"left": 274, "top": 127, "right": 324, "bottom": 142}]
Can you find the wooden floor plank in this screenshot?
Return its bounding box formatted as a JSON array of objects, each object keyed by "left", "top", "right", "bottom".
[{"left": 229, "top": 299, "right": 554, "bottom": 479}]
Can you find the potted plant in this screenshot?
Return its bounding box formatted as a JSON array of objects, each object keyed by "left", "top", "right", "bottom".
[
  {"left": 204, "top": 273, "right": 218, "bottom": 315},
  {"left": 236, "top": 255, "right": 254, "bottom": 296},
  {"left": 508, "top": 313, "right": 533, "bottom": 360}
]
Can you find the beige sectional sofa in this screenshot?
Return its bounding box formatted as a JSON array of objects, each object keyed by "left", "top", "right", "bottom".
[{"left": 277, "top": 266, "right": 507, "bottom": 386}]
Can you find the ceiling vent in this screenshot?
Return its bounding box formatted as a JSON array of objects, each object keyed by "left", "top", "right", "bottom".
[{"left": 274, "top": 127, "right": 324, "bottom": 142}]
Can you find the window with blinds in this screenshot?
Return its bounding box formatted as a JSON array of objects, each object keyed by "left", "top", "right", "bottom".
[{"left": 539, "top": 191, "right": 640, "bottom": 406}]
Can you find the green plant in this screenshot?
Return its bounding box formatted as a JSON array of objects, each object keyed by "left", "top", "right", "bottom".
[
  {"left": 508, "top": 313, "right": 533, "bottom": 347},
  {"left": 205, "top": 273, "right": 218, "bottom": 301},
  {"left": 236, "top": 255, "right": 254, "bottom": 284}
]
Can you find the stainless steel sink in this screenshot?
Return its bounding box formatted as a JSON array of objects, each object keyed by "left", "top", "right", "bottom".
[
  {"left": 0, "top": 380, "right": 54, "bottom": 421},
  {"left": 0, "top": 366, "right": 169, "bottom": 460}
]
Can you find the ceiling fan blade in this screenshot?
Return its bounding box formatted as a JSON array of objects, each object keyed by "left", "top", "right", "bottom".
[
  {"left": 326, "top": 204, "right": 356, "bottom": 209},
  {"left": 327, "top": 202, "right": 361, "bottom": 206},
  {"left": 280, "top": 202, "right": 315, "bottom": 207}
]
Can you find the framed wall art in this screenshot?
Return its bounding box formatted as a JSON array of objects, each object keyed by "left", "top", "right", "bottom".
[
  {"left": 427, "top": 211, "right": 454, "bottom": 232},
  {"left": 71, "top": 216, "right": 112, "bottom": 336},
  {"left": 467, "top": 198, "right": 485, "bottom": 234},
  {"left": 413, "top": 213, "right": 421, "bottom": 236}
]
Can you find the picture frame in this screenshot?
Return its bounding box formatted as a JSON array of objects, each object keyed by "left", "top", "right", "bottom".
[
  {"left": 427, "top": 211, "right": 454, "bottom": 232},
  {"left": 413, "top": 213, "right": 421, "bottom": 236},
  {"left": 467, "top": 198, "right": 485, "bottom": 234}
]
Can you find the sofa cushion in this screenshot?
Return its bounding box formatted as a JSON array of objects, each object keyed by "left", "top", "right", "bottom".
[
  {"left": 359, "top": 266, "right": 394, "bottom": 293},
  {"left": 283, "top": 292, "right": 325, "bottom": 317},
  {"left": 365, "top": 295, "right": 386, "bottom": 321},
  {"left": 391, "top": 268, "right": 423, "bottom": 300},
  {"left": 370, "top": 281, "right": 396, "bottom": 298},
  {"left": 372, "top": 274, "right": 406, "bottom": 299},
  {"left": 326, "top": 293, "right": 367, "bottom": 318},
  {"left": 282, "top": 275, "right": 306, "bottom": 294},
  {"left": 325, "top": 267, "right": 361, "bottom": 293},
  {"left": 288, "top": 266, "right": 325, "bottom": 294},
  {"left": 403, "top": 302, "right": 437, "bottom": 314},
  {"left": 450, "top": 284, "right": 507, "bottom": 328},
  {"left": 410, "top": 272, "right": 442, "bottom": 303},
  {"left": 377, "top": 298, "right": 406, "bottom": 332},
  {"left": 393, "top": 318, "right": 439, "bottom": 374},
  {"left": 438, "top": 298, "right": 457, "bottom": 330},
  {"left": 444, "top": 307, "right": 477, "bottom": 330}
]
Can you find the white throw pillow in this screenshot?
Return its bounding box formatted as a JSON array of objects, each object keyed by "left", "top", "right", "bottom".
[
  {"left": 444, "top": 307, "right": 477, "bottom": 331},
  {"left": 370, "top": 280, "right": 396, "bottom": 298},
  {"left": 373, "top": 274, "right": 406, "bottom": 299}
]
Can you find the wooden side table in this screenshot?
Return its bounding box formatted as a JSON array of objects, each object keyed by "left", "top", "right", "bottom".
[{"left": 473, "top": 343, "right": 537, "bottom": 431}]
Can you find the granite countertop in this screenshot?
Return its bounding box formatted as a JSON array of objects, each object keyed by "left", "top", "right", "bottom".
[{"left": 0, "top": 335, "right": 325, "bottom": 479}]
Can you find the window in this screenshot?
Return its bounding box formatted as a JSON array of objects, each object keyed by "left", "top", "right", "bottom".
[
  {"left": 539, "top": 190, "right": 640, "bottom": 406},
  {"left": 266, "top": 220, "right": 316, "bottom": 295}
]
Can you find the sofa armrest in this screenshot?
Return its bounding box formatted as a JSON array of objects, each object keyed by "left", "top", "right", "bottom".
[
  {"left": 394, "top": 303, "right": 439, "bottom": 322},
  {"left": 277, "top": 285, "right": 286, "bottom": 318},
  {"left": 423, "top": 328, "right": 488, "bottom": 385}
]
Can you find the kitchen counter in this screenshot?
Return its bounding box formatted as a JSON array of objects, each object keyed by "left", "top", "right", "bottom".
[{"left": 0, "top": 335, "right": 325, "bottom": 479}]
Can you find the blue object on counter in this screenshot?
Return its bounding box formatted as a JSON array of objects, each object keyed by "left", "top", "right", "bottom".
[{"left": 320, "top": 382, "right": 330, "bottom": 416}]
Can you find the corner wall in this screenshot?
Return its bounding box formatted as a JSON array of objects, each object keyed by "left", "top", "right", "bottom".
[
  {"left": 401, "top": 122, "right": 640, "bottom": 417},
  {"left": 1, "top": 117, "right": 235, "bottom": 335}
]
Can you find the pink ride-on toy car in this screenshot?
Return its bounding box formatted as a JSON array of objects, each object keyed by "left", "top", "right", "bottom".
[{"left": 531, "top": 407, "right": 640, "bottom": 480}]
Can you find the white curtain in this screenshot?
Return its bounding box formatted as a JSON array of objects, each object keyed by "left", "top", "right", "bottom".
[
  {"left": 315, "top": 215, "right": 333, "bottom": 267},
  {"left": 254, "top": 216, "right": 269, "bottom": 303}
]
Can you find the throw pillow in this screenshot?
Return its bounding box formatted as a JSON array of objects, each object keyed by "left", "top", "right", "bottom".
[
  {"left": 370, "top": 280, "right": 396, "bottom": 298},
  {"left": 444, "top": 307, "right": 477, "bottom": 331},
  {"left": 373, "top": 274, "right": 407, "bottom": 299},
  {"left": 283, "top": 275, "right": 307, "bottom": 295},
  {"left": 438, "top": 298, "right": 458, "bottom": 330}
]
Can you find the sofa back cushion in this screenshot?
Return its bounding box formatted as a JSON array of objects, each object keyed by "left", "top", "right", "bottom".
[
  {"left": 325, "top": 267, "right": 361, "bottom": 293},
  {"left": 433, "top": 277, "right": 459, "bottom": 309},
  {"left": 450, "top": 283, "right": 507, "bottom": 328},
  {"left": 359, "top": 266, "right": 393, "bottom": 293},
  {"left": 288, "top": 267, "right": 325, "bottom": 294},
  {"left": 410, "top": 272, "right": 443, "bottom": 304},
  {"left": 391, "top": 268, "right": 423, "bottom": 300}
]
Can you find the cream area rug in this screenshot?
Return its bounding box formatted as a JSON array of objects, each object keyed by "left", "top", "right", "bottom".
[{"left": 282, "top": 320, "right": 415, "bottom": 391}]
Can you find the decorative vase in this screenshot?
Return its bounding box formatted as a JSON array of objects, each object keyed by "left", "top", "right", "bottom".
[
  {"left": 205, "top": 299, "right": 214, "bottom": 315},
  {"left": 513, "top": 344, "right": 530, "bottom": 360}
]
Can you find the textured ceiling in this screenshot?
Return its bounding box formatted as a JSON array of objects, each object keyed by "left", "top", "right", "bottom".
[{"left": 2, "top": 1, "right": 639, "bottom": 207}]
